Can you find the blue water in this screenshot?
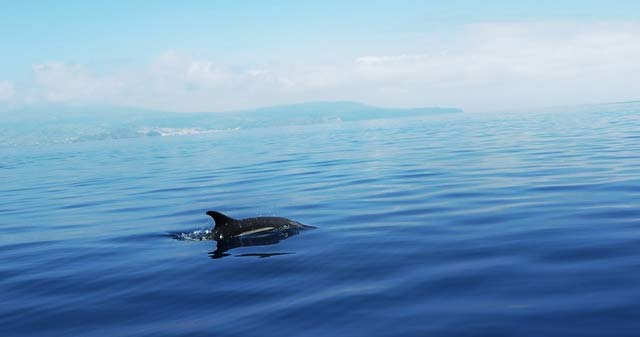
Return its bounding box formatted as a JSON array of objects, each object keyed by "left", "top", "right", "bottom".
[{"left": 2, "top": 105, "right": 640, "bottom": 336}]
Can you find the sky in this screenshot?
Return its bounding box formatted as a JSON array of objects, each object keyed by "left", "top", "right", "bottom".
[{"left": 1, "top": 0, "right": 640, "bottom": 112}]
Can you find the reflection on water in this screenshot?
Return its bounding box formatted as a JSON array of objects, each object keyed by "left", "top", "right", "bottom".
[
  {"left": 171, "top": 228, "right": 303, "bottom": 259},
  {"left": 234, "top": 252, "right": 293, "bottom": 258},
  {"left": 209, "top": 229, "right": 302, "bottom": 259}
]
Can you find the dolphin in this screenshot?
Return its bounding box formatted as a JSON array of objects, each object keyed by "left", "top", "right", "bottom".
[{"left": 205, "top": 210, "right": 315, "bottom": 241}]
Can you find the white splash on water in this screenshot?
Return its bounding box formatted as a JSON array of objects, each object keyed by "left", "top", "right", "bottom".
[
  {"left": 172, "top": 228, "right": 214, "bottom": 241},
  {"left": 137, "top": 127, "right": 238, "bottom": 137}
]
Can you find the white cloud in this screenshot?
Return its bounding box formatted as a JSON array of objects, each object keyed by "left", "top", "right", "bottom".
[
  {"left": 24, "top": 54, "right": 360, "bottom": 111},
  {"left": 20, "top": 21, "right": 640, "bottom": 111},
  {"left": 358, "top": 21, "right": 640, "bottom": 86},
  {"left": 354, "top": 21, "right": 640, "bottom": 110},
  {"left": 32, "top": 62, "right": 124, "bottom": 103},
  {"left": 0, "top": 81, "right": 16, "bottom": 101}
]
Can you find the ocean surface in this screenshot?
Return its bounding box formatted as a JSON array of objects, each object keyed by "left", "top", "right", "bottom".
[{"left": 2, "top": 104, "right": 640, "bottom": 336}]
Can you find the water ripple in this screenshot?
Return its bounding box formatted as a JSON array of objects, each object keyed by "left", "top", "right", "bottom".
[{"left": 2, "top": 109, "right": 640, "bottom": 336}]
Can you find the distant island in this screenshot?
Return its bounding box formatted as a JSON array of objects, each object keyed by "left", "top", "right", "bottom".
[
  {"left": 175, "top": 101, "right": 462, "bottom": 131},
  {"left": 0, "top": 101, "right": 463, "bottom": 146}
]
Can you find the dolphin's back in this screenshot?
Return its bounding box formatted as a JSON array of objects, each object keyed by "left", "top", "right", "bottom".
[
  {"left": 236, "top": 216, "right": 312, "bottom": 233},
  {"left": 205, "top": 211, "right": 314, "bottom": 240}
]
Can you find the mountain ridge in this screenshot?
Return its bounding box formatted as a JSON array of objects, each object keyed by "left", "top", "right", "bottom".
[{"left": 0, "top": 101, "right": 463, "bottom": 146}]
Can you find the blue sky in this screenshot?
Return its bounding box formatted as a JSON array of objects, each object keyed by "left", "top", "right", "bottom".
[{"left": 1, "top": 1, "right": 640, "bottom": 112}]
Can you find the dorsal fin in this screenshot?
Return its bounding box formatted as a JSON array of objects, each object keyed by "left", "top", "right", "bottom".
[{"left": 205, "top": 211, "right": 236, "bottom": 227}]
